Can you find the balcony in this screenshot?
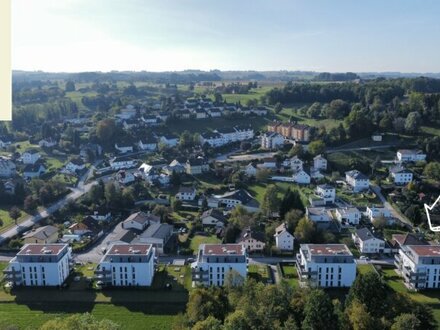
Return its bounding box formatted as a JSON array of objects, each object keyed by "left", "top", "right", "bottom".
[
  {"left": 3, "top": 268, "right": 21, "bottom": 275},
  {"left": 295, "top": 261, "right": 317, "bottom": 279},
  {"left": 191, "top": 269, "right": 209, "bottom": 281},
  {"left": 94, "top": 269, "right": 111, "bottom": 275}
]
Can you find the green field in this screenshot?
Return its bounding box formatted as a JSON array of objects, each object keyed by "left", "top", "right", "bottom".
[
  {"left": 189, "top": 235, "right": 221, "bottom": 253},
  {"left": 0, "top": 208, "right": 30, "bottom": 233}
]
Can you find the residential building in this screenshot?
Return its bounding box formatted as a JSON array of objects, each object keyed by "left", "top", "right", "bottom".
[
  {"left": 116, "top": 170, "right": 135, "bottom": 185},
  {"left": 296, "top": 244, "right": 356, "bottom": 287},
  {"left": 395, "top": 245, "right": 440, "bottom": 290},
  {"left": 175, "top": 186, "right": 197, "bottom": 201},
  {"left": 138, "top": 138, "right": 157, "bottom": 151},
  {"left": 95, "top": 244, "right": 155, "bottom": 287},
  {"left": 237, "top": 228, "right": 266, "bottom": 253},
  {"left": 191, "top": 244, "right": 247, "bottom": 287},
  {"left": 3, "top": 244, "right": 72, "bottom": 286},
  {"left": 0, "top": 157, "right": 16, "bottom": 178},
  {"left": 306, "top": 207, "right": 332, "bottom": 224},
  {"left": 23, "top": 163, "right": 46, "bottom": 179},
  {"left": 201, "top": 209, "right": 226, "bottom": 228},
  {"left": 122, "top": 212, "right": 160, "bottom": 231},
  {"left": 137, "top": 223, "right": 173, "bottom": 255},
  {"left": 185, "top": 158, "right": 209, "bottom": 175},
  {"left": 244, "top": 163, "right": 257, "bottom": 177},
  {"left": 274, "top": 223, "right": 294, "bottom": 251},
  {"left": 391, "top": 233, "right": 427, "bottom": 252},
  {"left": 366, "top": 206, "right": 393, "bottom": 224},
  {"left": 371, "top": 133, "right": 383, "bottom": 142},
  {"left": 313, "top": 154, "right": 327, "bottom": 171},
  {"left": 109, "top": 157, "right": 136, "bottom": 170},
  {"left": 335, "top": 207, "right": 361, "bottom": 225},
  {"left": 23, "top": 225, "right": 59, "bottom": 244},
  {"left": 352, "top": 227, "right": 385, "bottom": 254},
  {"left": 345, "top": 170, "right": 370, "bottom": 192},
  {"left": 291, "top": 124, "right": 311, "bottom": 142},
  {"left": 261, "top": 132, "right": 284, "bottom": 150},
  {"left": 89, "top": 208, "right": 112, "bottom": 222},
  {"left": 114, "top": 143, "right": 133, "bottom": 154},
  {"left": 22, "top": 149, "right": 41, "bottom": 165},
  {"left": 283, "top": 156, "right": 303, "bottom": 172},
  {"left": 200, "top": 132, "right": 225, "bottom": 148},
  {"left": 0, "top": 136, "right": 12, "bottom": 148},
  {"left": 65, "top": 158, "right": 86, "bottom": 173},
  {"left": 159, "top": 135, "right": 179, "bottom": 148},
  {"left": 389, "top": 166, "right": 413, "bottom": 185},
  {"left": 257, "top": 158, "right": 278, "bottom": 170},
  {"left": 208, "top": 189, "right": 260, "bottom": 212},
  {"left": 116, "top": 105, "right": 137, "bottom": 120},
  {"left": 293, "top": 170, "right": 311, "bottom": 184},
  {"left": 396, "top": 149, "right": 427, "bottom": 163},
  {"left": 315, "top": 184, "right": 336, "bottom": 204},
  {"left": 38, "top": 138, "right": 57, "bottom": 148}
]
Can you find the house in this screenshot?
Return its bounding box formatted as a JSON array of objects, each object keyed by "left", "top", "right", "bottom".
[
  {"left": 201, "top": 209, "right": 227, "bottom": 228},
  {"left": 209, "top": 189, "right": 260, "bottom": 212},
  {"left": 306, "top": 207, "right": 332, "bottom": 224},
  {"left": 194, "top": 109, "right": 208, "bottom": 119},
  {"left": 215, "top": 127, "right": 237, "bottom": 143},
  {"left": 208, "top": 108, "right": 222, "bottom": 118},
  {"left": 115, "top": 143, "right": 133, "bottom": 154},
  {"left": 94, "top": 244, "right": 155, "bottom": 287},
  {"left": 80, "top": 143, "right": 102, "bottom": 161},
  {"left": 293, "top": 170, "right": 311, "bottom": 184},
  {"left": 142, "top": 115, "right": 159, "bottom": 125},
  {"left": 185, "top": 158, "right": 209, "bottom": 175},
  {"left": 252, "top": 106, "right": 268, "bottom": 116},
  {"left": 261, "top": 132, "right": 284, "bottom": 150},
  {"left": 335, "top": 207, "right": 361, "bottom": 226},
  {"left": 159, "top": 134, "right": 179, "bottom": 148},
  {"left": 345, "top": 170, "right": 370, "bottom": 192},
  {"left": 116, "top": 170, "right": 135, "bottom": 185},
  {"left": 296, "top": 244, "right": 356, "bottom": 287},
  {"left": 23, "top": 163, "right": 46, "bottom": 179},
  {"left": 371, "top": 133, "right": 383, "bottom": 142},
  {"left": 283, "top": 156, "right": 303, "bottom": 172},
  {"left": 22, "top": 149, "right": 41, "bottom": 165},
  {"left": 234, "top": 125, "right": 254, "bottom": 141},
  {"left": 291, "top": 124, "right": 311, "bottom": 142},
  {"left": 237, "top": 228, "right": 266, "bottom": 253},
  {"left": 175, "top": 186, "right": 197, "bottom": 201},
  {"left": 313, "top": 154, "right": 327, "bottom": 171},
  {"left": 244, "top": 163, "right": 257, "bottom": 177},
  {"left": 69, "top": 222, "right": 93, "bottom": 236},
  {"left": 122, "top": 212, "right": 160, "bottom": 231},
  {"left": 389, "top": 166, "right": 413, "bottom": 185},
  {"left": 274, "top": 223, "right": 294, "bottom": 251},
  {"left": 352, "top": 227, "right": 385, "bottom": 254},
  {"left": 3, "top": 244, "right": 72, "bottom": 286},
  {"left": 391, "top": 233, "right": 427, "bottom": 252},
  {"left": 396, "top": 149, "right": 426, "bottom": 163},
  {"left": 163, "top": 159, "right": 186, "bottom": 174},
  {"left": 138, "top": 138, "right": 157, "bottom": 151},
  {"left": 179, "top": 109, "right": 191, "bottom": 119},
  {"left": 191, "top": 244, "right": 247, "bottom": 287},
  {"left": 0, "top": 157, "right": 16, "bottom": 178},
  {"left": 366, "top": 206, "right": 393, "bottom": 224},
  {"left": 38, "top": 138, "right": 57, "bottom": 148},
  {"left": 110, "top": 156, "right": 136, "bottom": 170},
  {"left": 315, "top": 184, "right": 336, "bottom": 204},
  {"left": 137, "top": 223, "right": 173, "bottom": 255},
  {"left": 257, "top": 158, "right": 278, "bottom": 170},
  {"left": 116, "top": 105, "right": 137, "bottom": 120},
  {"left": 89, "top": 208, "right": 112, "bottom": 222},
  {"left": 23, "top": 225, "right": 59, "bottom": 244},
  {"left": 200, "top": 132, "right": 225, "bottom": 148},
  {"left": 71, "top": 217, "right": 103, "bottom": 237},
  {"left": 0, "top": 136, "right": 12, "bottom": 148},
  {"left": 3, "top": 180, "right": 15, "bottom": 194},
  {"left": 65, "top": 158, "right": 86, "bottom": 173},
  {"left": 395, "top": 245, "right": 440, "bottom": 290}
]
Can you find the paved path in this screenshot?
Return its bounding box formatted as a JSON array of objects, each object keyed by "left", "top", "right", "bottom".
[{"left": 371, "top": 185, "right": 413, "bottom": 228}]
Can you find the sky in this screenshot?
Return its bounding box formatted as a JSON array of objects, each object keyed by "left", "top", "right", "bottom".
[{"left": 11, "top": 0, "right": 440, "bottom": 73}]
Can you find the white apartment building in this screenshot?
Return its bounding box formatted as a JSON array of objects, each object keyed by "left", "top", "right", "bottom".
[
  {"left": 352, "top": 227, "right": 385, "bottom": 254},
  {"left": 261, "top": 132, "right": 284, "bottom": 150},
  {"left": 366, "top": 206, "right": 392, "bottom": 223},
  {"left": 390, "top": 167, "right": 413, "bottom": 185},
  {"left": 109, "top": 157, "right": 136, "bottom": 170},
  {"left": 274, "top": 223, "right": 294, "bottom": 251},
  {"left": 395, "top": 245, "right": 440, "bottom": 290},
  {"left": 200, "top": 132, "right": 226, "bottom": 148},
  {"left": 306, "top": 207, "right": 332, "bottom": 224},
  {"left": 345, "top": 170, "right": 370, "bottom": 192},
  {"left": 296, "top": 244, "right": 356, "bottom": 288},
  {"left": 396, "top": 149, "right": 427, "bottom": 163},
  {"left": 316, "top": 184, "right": 336, "bottom": 204},
  {"left": 191, "top": 244, "right": 247, "bottom": 287},
  {"left": 95, "top": 244, "right": 155, "bottom": 287},
  {"left": 283, "top": 156, "right": 303, "bottom": 172},
  {"left": 175, "top": 186, "right": 196, "bottom": 201},
  {"left": 4, "top": 244, "right": 72, "bottom": 286},
  {"left": 313, "top": 154, "right": 327, "bottom": 171},
  {"left": 335, "top": 207, "right": 361, "bottom": 225},
  {"left": 293, "top": 170, "right": 311, "bottom": 184}
]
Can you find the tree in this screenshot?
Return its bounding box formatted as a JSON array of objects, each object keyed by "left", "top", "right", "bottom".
[
  {"left": 179, "top": 130, "right": 193, "bottom": 149},
  {"left": 172, "top": 199, "right": 183, "bottom": 212},
  {"left": 96, "top": 119, "right": 116, "bottom": 144},
  {"left": 424, "top": 162, "right": 440, "bottom": 180},
  {"left": 294, "top": 218, "right": 315, "bottom": 243},
  {"left": 186, "top": 288, "right": 229, "bottom": 324},
  {"left": 192, "top": 316, "right": 222, "bottom": 330},
  {"left": 24, "top": 195, "right": 38, "bottom": 213},
  {"left": 262, "top": 185, "right": 280, "bottom": 216},
  {"left": 391, "top": 313, "right": 421, "bottom": 330},
  {"left": 371, "top": 156, "right": 381, "bottom": 175},
  {"left": 224, "top": 269, "right": 245, "bottom": 287},
  {"left": 153, "top": 205, "right": 171, "bottom": 222},
  {"left": 404, "top": 205, "right": 422, "bottom": 225},
  {"left": 224, "top": 310, "right": 250, "bottom": 330},
  {"left": 39, "top": 313, "right": 119, "bottom": 330},
  {"left": 346, "top": 299, "right": 376, "bottom": 330},
  {"left": 284, "top": 209, "right": 304, "bottom": 233},
  {"left": 405, "top": 112, "right": 421, "bottom": 133},
  {"left": 279, "top": 189, "right": 304, "bottom": 219},
  {"left": 274, "top": 102, "right": 283, "bottom": 114},
  {"left": 289, "top": 144, "right": 304, "bottom": 158},
  {"left": 308, "top": 140, "right": 326, "bottom": 156},
  {"left": 307, "top": 102, "right": 321, "bottom": 118},
  {"left": 65, "top": 80, "right": 76, "bottom": 92},
  {"left": 9, "top": 207, "right": 21, "bottom": 225},
  {"left": 302, "top": 289, "right": 338, "bottom": 330},
  {"left": 255, "top": 168, "right": 271, "bottom": 182}
]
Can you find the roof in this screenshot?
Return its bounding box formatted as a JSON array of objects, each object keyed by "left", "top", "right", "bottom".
[
  {"left": 201, "top": 209, "right": 226, "bottom": 222},
  {"left": 215, "top": 189, "right": 255, "bottom": 204},
  {"left": 17, "top": 243, "right": 67, "bottom": 256},
  {"left": 314, "top": 154, "right": 326, "bottom": 160},
  {"left": 407, "top": 245, "right": 440, "bottom": 257},
  {"left": 69, "top": 158, "right": 84, "bottom": 166},
  {"left": 389, "top": 166, "right": 412, "bottom": 174},
  {"left": 123, "top": 212, "right": 159, "bottom": 225},
  {"left": 346, "top": 170, "right": 368, "bottom": 180},
  {"left": 106, "top": 244, "right": 152, "bottom": 256},
  {"left": 23, "top": 225, "right": 58, "bottom": 240},
  {"left": 187, "top": 158, "right": 207, "bottom": 166},
  {"left": 317, "top": 184, "right": 334, "bottom": 190},
  {"left": 392, "top": 233, "right": 426, "bottom": 247},
  {"left": 275, "top": 223, "right": 290, "bottom": 236},
  {"left": 140, "top": 223, "right": 173, "bottom": 240},
  {"left": 202, "top": 244, "right": 246, "bottom": 256},
  {"left": 178, "top": 186, "right": 196, "bottom": 194},
  {"left": 304, "top": 244, "right": 352, "bottom": 256},
  {"left": 23, "top": 163, "right": 45, "bottom": 173},
  {"left": 201, "top": 131, "right": 223, "bottom": 139},
  {"left": 398, "top": 149, "right": 423, "bottom": 155},
  {"left": 24, "top": 149, "right": 39, "bottom": 155},
  {"left": 238, "top": 228, "right": 265, "bottom": 243},
  {"left": 355, "top": 227, "right": 382, "bottom": 241}
]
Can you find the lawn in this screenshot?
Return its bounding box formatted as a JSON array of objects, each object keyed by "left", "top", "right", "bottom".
[
  {"left": 248, "top": 264, "right": 271, "bottom": 284},
  {"left": 357, "top": 264, "right": 375, "bottom": 275},
  {"left": 0, "top": 208, "right": 30, "bottom": 233},
  {"left": 279, "top": 263, "right": 300, "bottom": 289},
  {"left": 189, "top": 235, "right": 221, "bottom": 253},
  {"left": 337, "top": 188, "right": 381, "bottom": 207},
  {"left": 421, "top": 125, "right": 440, "bottom": 137}
]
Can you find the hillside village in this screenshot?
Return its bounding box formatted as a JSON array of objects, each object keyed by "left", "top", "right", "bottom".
[{"left": 1, "top": 74, "right": 440, "bottom": 329}]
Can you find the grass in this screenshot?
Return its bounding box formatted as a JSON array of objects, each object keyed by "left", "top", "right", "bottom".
[
  {"left": 0, "top": 208, "right": 31, "bottom": 233},
  {"left": 421, "top": 126, "right": 440, "bottom": 137},
  {"left": 337, "top": 188, "right": 381, "bottom": 207},
  {"left": 248, "top": 264, "right": 271, "bottom": 283},
  {"left": 279, "top": 264, "right": 300, "bottom": 289},
  {"left": 189, "top": 235, "right": 221, "bottom": 253},
  {"left": 357, "top": 264, "right": 375, "bottom": 275}
]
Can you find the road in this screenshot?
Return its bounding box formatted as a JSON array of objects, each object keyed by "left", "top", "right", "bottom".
[
  {"left": 371, "top": 185, "right": 413, "bottom": 228},
  {"left": 326, "top": 144, "right": 396, "bottom": 154},
  {"left": 216, "top": 151, "right": 277, "bottom": 163}
]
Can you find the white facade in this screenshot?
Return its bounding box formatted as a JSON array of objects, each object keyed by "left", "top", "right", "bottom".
[
  {"left": 345, "top": 170, "right": 370, "bottom": 192},
  {"left": 244, "top": 164, "right": 257, "bottom": 177},
  {"left": 200, "top": 132, "right": 226, "bottom": 148},
  {"left": 138, "top": 140, "right": 157, "bottom": 151},
  {"left": 293, "top": 170, "right": 311, "bottom": 184},
  {"left": 274, "top": 223, "right": 294, "bottom": 251},
  {"left": 306, "top": 207, "right": 332, "bottom": 223},
  {"left": 352, "top": 228, "right": 385, "bottom": 254},
  {"left": 367, "top": 206, "right": 392, "bottom": 222},
  {"left": 191, "top": 244, "right": 247, "bottom": 287},
  {"left": 110, "top": 157, "right": 136, "bottom": 170},
  {"left": 95, "top": 244, "right": 155, "bottom": 287},
  {"left": 283, "top": 156, "right": 303, "bottom": 172},
  {"left": 4, "top": 244, "right": 72, "bottom": 286},
  {"left": 22, "top": 150, "right": 41, "bottom": 165},
  {"left": 115, "top": 144, "right": 133, "bottom": 154},
  {"left": 391, "top": 168, "right": 413, "bottom": 185},
  {"left": 65, "top": 160, "right": 86, "bottom": 173},
  {"left": 313, "top": 155, "right": 327, "bottom": 171},
  {"left": 397, "top": 150, "right": 427, "bottom": 162},
  {"left": 159, "top": 136, "right": 179, "bottom": 148},
  {"left": 175, "top": 187, "right": 196, "bottom": 201},
  {"left": 335, "top": 207, "right": 361, "bottom": 225},
  {"left": 296, "top": 244, "right": 356, "bottom": 288},
  {"left": 316, "top": 184, "right": 336, "bottom": 204},
  {"left": 395, "top": 245, "right": 440, "bottom": 290},
  {"left": 0, "top": 157, "right": 16, "bottom": 178},
  {"left": 261, "top": 132, "right": 284, "bottom": 150}
]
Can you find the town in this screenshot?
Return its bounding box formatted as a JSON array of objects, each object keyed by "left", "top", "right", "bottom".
[{"left": 0, "top": 69, "right": 440, "bottom": 329}]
